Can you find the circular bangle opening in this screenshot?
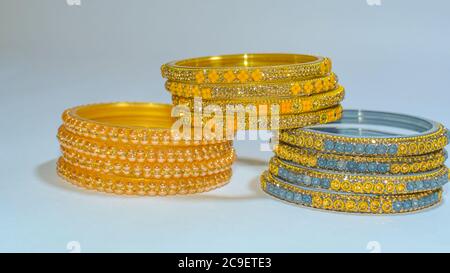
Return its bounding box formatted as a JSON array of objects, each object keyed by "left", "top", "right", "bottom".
[
  {"left": 306, "top": 109, "right": 438, "bottom": 138},
  {"left": 71, "top": 102, "right": 176, "bottom": 129},
  {"left": 172, "top": 53, "right": 320, "bottom": 68}
]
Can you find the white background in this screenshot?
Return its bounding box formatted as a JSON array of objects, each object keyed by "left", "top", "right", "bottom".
[{"left": 1, "top": 0, "right": 449, "bottom": 252}]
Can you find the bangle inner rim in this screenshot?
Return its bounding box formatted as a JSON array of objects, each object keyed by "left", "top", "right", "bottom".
[
  {"left": 306, "top": 110, "right": 437, "bottom": 138},
  {"left": 173, "top": 53, "right": 320, "bottom": 68}
]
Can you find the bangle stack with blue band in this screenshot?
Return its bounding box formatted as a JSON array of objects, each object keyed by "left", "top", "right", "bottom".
[{"left": 263, "top": 109, "right": 449, "bottom": 214}]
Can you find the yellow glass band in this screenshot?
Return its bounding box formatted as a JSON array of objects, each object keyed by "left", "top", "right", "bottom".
[
  {"left": 171, "top": 86, "right": 345, "bottom": 115},
  {"left": 169, "top": 104, "right": 343, "bottom": 130},
  {"left": 62, "top": 102, "right": 229, "bottom": 146},
  {"left": 161, "top": 53, "right": 332, "bottom": 84},
  {"left": 57, "top": 102, "right": 235, "bottom": 195},
  {"left": 57, "top": 157, "right": 231, "bottom": 196},
  {"left": 165, "top": 73, "right": 338, "bottom": 99},
  {"left": 57, "top": 126, "right": 234, "bottom": 164},
  {"left": 60, "top": 145, "right": 235, "bottom": 179}
]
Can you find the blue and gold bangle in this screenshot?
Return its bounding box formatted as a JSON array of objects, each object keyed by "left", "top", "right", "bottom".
[
  {"left": 275, "top": 143, "right": 447, "bottom": 175},
  {"left": 279, "top": 110, "right": 449, "bottom": 156},
  {"left": 269, "top": 156, "right": 448, "bottom": 195},
  {"left": 261, "top": 171, "right": 442, "bottom": 214}
]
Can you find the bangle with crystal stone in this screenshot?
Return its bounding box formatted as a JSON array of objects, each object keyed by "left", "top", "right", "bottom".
[
  {"left": 165, "top": 73, "right": 338, "bottom": 99},
  {"left": 275, "top": 143, "right": 447, "bottom": 175},
  {"left": 60, "top": 145, "right": 235, "bottom": 179},
  {"left": 167, "top": 104, "right": 343, "bottom": 131},
  {"left": 261, "top": 171, "right": 442, "bottom": 214},
  {"left": 57, "top": 126, "right": 234, "bottom": 164},
  {"left": 161, "top": 53, "right": 332, "bottom": 84},
  {"left": 57, "top": 102, "right": 235, "bottom": 195},
  {"left": 269, "top": 156, "right": 448, "bottom": 195},
  {"left": 279, "top": 109, "right": 449, "bottom": 156},
  {"left": 171, "top": 86, "right": 344, "bottom": 115},
  {"left": 57, "top": 157, "right": 232, "bottom": 196},
  {"left": 61, "top": 102, "right": 230, "bottom": 146}
]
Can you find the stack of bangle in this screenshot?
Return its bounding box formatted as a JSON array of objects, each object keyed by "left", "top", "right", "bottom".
[
  {"left": 161, "top": 53, "right": 344, "bottom": 130},
  {"left": 262, "top": 110, "right": 449, "bottom": 214},
  {"left": 56, "top": 102, "right": 235, "bottom": 195}
]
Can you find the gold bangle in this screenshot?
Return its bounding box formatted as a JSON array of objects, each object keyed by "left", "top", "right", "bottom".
[
  {"left": 261, "top": 171, "right": 442, "bottom": 214},
  {"left": 264, "top": 105, "right": 343, "bottom": 130},
  {"left": 57, "top": 102, "right": 235, "bottom": 195},
  {"left": 60, "top": 145, "right": 235, "bottom": 179},
  {"left": 57, "top": 157, "right": 231, "bottom": 196},
  {"left": 57, "top": 126, "right": 234, "bottom": 164},
  {"left": 62, "top": 102, "right": 229, "bottom": 146},
  {"left": 272, "top": 105, "right": 342, "bottom": 130},
  {"left": 161, "top": 53, "right": 332, "bottom": 84},
  {"left": 169, "top": 104, "right": 343, "bottom": 130},
  {"left": 275, "top": 143, "right": 446, "bottom": 175},
  {"left": 269, "top": 156, "right": 448, "bottom": 195},
  {"left": 165, "top": 73, "right": 338, "bottom": 99},
  {"left": 171, "top": 86, "right": 345, "bottom": 115}
]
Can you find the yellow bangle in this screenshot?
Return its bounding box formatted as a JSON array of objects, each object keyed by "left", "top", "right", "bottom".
[
  {"left": 165, "top": 73, "right": 338, "bottom": 99},
  {"left": 57, "top": 157, "right": 232, "bottom": 196},
  {"left": 62, "top": 102, "right": 228, "bottom": 146},
  {"left": 169, "top": 104, "right": 343, "bottom": 131},
  {"left": 57, "top": 126, "right": 234, "bottom": 164},
  {"left": 60, "top": 145, "right": 235, "bottom": 179},
  {"left": 161, "top": 53, "right": 332, "bottom": 84},
  {"left": 171, "top": 86, "right": 345, "bottom": 115},
  {"left": 267, "top": 105, "right": 343, "bottom": 130},
  {"left": 57, "top": 102, "right": 235, "bottom": 195}
]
